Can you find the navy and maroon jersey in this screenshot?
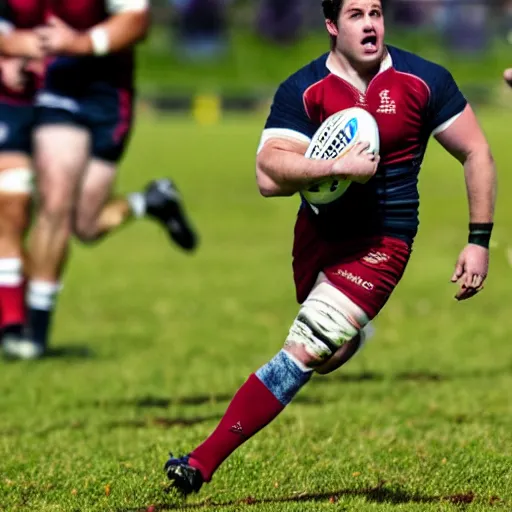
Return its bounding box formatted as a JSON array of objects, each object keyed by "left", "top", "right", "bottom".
[
  {"left": 0, "top": 0, "right": 45, "bottom": 104},
  {"left": 260, "top": 45, "right": 467, "bottom": 245},
  {"left": 35, "top": 0, "right": 147, "bottom": 162},
  {"left": 0, "top": 0, "right": 44, "bottom": 30},
  {"left": 0, "top": 0, "right": 44, "bottom": 154},
  {"left": 45, "top": 0, "right": 149, "bottom": 91}
]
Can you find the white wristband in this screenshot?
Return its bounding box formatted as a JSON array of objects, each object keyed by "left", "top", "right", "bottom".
[{"left": 89, "top": 27, "right": 110, "bottom": 56}]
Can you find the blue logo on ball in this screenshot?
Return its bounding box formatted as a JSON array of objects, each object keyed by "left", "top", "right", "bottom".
[{"left": 345, "top": 117, "right": 358, "bottom": 142}]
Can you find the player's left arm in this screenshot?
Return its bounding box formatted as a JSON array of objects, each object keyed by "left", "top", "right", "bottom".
[
  {"left": 434, "top": 104, "right": 496, "bottom": 301},
  {"left": 37, "top": 0, "right": 150, "bottom": 56}
]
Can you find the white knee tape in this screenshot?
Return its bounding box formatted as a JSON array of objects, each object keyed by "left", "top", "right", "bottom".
[
  {"left": 286, "top": 273, "right": 370, "bottom": 360},
  {"left": 0, "top": 168, "right": 33, "bottom": 194}
]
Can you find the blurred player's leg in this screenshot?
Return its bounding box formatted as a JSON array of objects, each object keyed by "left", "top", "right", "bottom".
[
  {"left": 25, "top": 125, "right": 90, "bottom": 356},
  {"left": 0, "top": 156, "right": 32, "bottom": 358},
  {"left": 127, "top": 179, "right": 198, "bottom": 251},
  {"left": 73, "top": 159, "right": 198, "bottom": 251},
  {"left": 73, "top": 84, "right": 198, "bottom": 250},
  {"left": 0, "top": 100, "right": 36, "bottom": 359},
  {"left": 71, "top": 158, "right": 117, "bottom": 242}
]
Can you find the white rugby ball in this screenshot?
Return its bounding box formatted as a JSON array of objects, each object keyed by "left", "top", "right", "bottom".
[{"left": 302, "top": 107, "right": 380, "bottom": 206}]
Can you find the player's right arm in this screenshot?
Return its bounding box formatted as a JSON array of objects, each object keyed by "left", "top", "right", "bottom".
[
  {"left": 256, "top": 77, "right": 334, "bottom": 197},
  {"left": 257, "top": 137, "right": 334, "bottom": 197},
  {"left": 257, "top": 78, "right": 378, "bottom": 197},
  {"left": 257, "top": 139, "right": 377, "bottom": 197}
]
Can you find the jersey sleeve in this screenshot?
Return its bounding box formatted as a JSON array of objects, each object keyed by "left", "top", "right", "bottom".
[
  {"left": 427, "top": 66, "right": 467, "bottom": 136},
  {"left": 106, "top": 0, "right": 148, "bottom": 14},
  {"left": 258, "top": 76, "right": 318, "bottom": 152}
]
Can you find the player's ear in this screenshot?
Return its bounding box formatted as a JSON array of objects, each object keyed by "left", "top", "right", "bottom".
[{"left": 325, "top": 19, "right": 339, "bottom": 38}]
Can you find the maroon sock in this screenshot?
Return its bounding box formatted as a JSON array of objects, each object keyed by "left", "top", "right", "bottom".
[
  {"left": 0, "top": 283, "right": 26, "bottom": 327},
  {"left": 189, "top": 374, "right": 285, "bottom": 481}
]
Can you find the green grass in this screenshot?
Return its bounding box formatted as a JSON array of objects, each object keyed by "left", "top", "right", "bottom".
[
  {"left": 1, "top": 106, "right": 512, "bottom": 511},
  {"left": 136, "top": 28, "right": 512, "bottom": 95}
]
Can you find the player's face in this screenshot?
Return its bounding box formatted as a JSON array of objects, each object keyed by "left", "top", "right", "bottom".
[{"left": 327, "top": 0, "right": 385, "bottom": 68}]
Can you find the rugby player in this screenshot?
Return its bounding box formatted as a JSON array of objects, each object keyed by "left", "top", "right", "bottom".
[
  {"left": 14, "top": 0, "right": 198, "bottom": 359},
  {"left": 0, "top": 0, "right": 44, "bottom": 357},
  {"left": 163, "top": 0, "right": 496, "bottom": 495}
]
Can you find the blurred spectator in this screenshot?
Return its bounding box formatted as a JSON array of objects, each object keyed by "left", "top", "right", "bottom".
[
  {"left": 442, "top": 0, "right": 490, "bottom": 53},
  {"left": 170, "top": 0, "right": 229, "bottom": 60},
  {"left": 390, "top": 0, "right": 426, "bottom": 27},
  {"left": 387, "top": 0, "right": 490, "bottom": 54},
  {"left": 502, "top": 0, "right": 512, "bottom": 40},
  {"left": 256, "top": 0, "right": 304, "bottom": 44}
]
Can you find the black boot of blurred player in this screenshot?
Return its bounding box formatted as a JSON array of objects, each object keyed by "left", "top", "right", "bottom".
[{"left": 128, "top": 179, "right": 198, "bottom": 252}]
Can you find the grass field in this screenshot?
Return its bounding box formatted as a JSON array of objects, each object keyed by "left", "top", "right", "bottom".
[{"left": 1, "top": 106, "right": 512, "bottom": 512}]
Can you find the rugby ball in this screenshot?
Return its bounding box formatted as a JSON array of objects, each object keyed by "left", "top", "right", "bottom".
[{"left": 302, "top": 107, "right": 380, "bottom": 206}]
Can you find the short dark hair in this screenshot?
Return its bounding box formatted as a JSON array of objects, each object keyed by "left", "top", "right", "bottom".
[
  {"left": 322, "top": 0, "right": 344, "bottom": 23},
  {"left": 322, "top": 0, "right": 344, "bottom": 48}
]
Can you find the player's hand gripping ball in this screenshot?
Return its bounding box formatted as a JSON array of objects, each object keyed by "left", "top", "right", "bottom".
[{"left": 302, "top": 107, "right": 380, "bottom": 206}]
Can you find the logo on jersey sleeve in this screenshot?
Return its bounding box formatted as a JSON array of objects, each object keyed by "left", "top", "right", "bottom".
[{"left": 376, "top": 90, "right": 396, "bottom": 115}]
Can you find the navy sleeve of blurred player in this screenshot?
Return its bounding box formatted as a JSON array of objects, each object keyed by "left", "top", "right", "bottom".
[
  {"left": 428, "top": 66, "right": 467, "bottom": 135},
  {"left": 263, "top": 77, "right": 318, "bottom": 142}
]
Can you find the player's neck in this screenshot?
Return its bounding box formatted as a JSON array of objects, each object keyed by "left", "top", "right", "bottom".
[{"left": 327, "top": 49, "right": 389, "bottom": 93}]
